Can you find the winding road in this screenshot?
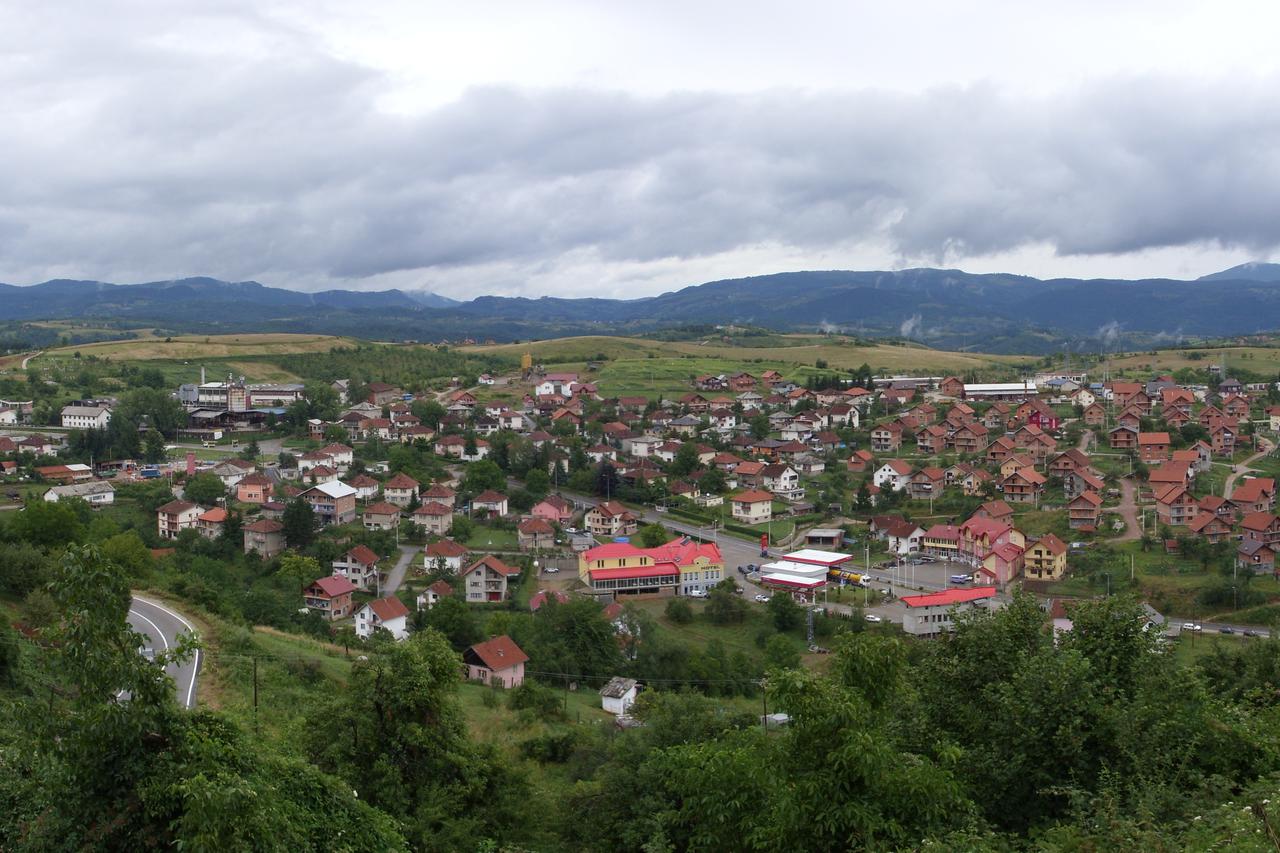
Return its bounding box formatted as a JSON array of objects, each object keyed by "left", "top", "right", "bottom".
[
  {"left": 1222, "top": 437, "right": 1275, "bottom": 497},
  {"left": 128, "top": 596, "right": 201, "bottom": 709}
]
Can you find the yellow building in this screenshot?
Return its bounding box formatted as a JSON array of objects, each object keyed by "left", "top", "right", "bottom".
[{"left": 1023, "top": 534, "right": 1068, "bottom": 581}]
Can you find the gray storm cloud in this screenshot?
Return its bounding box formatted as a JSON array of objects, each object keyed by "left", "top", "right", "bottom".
[{"left": 1, "top": 8, "right": 1280, "bottom": 295}]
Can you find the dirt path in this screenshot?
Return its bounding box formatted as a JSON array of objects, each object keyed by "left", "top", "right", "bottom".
[
  {"left": 1077, "top": 429, "right": 1093, "bottom": 453},
  {"left": 1222, "top": 437, "right": 1275, "bottom": 497},
  {"left": 1114, "top": 476, "right": 1142, "bottom": 541}
]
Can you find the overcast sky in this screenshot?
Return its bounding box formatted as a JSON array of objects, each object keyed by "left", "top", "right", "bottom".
[{"left": 2, "top": 1, "right": 1279, "bottom": 299}]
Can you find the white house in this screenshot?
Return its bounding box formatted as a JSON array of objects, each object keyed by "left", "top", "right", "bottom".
[
  {"left": 353, "top": 596, "right": 410, "bottom": 640},
  {"left": 885, "top": 521, "right": 924, "bottom": 556},
  {"left": 599, "top": 676, "right": 639, "bottom": 715},
  {"left": 43, "top": 480, "right": 115, "bottom": 505},
  {"left": 873, "top": 460, "right": 914, "bottom": 492},
  {"left": 60, "top": 405, "right": 111, "bottom": 430},
  {"left": 760, "top": 464, "right": 803, "bottom": 501},
  {"left": 332, "top": 545, "right": 382, "bottom": 592}
]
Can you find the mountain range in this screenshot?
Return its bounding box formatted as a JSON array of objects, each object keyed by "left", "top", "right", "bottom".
[{"left": 3, "top": 266, "right": 1280, "bottom": 354}]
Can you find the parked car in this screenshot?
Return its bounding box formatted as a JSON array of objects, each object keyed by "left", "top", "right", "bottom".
[
  {"left": 1181, "top": 622, "right": 1202, "bottom": 632},
  {"left": 1218, "top": 627, "right": 1235, "bottom": 635},
  {"left": 543, "top": 566, "right": 559, "bottom": 574},
  {"left": 688, "top": 589, "right": 707, "bottom": 599},
  {"left": 865, "top": 614, "right": 883, "bottom": 623},
  {"left": 1243, "top": 629, "right": 1258, "bottom": 637},
  {"left": 734, "top": 585, "right": 745, "bottom": 595},
  {"left": 754, "top": 593, "right": 770, "bottom": 603},
  {"left": 949, "top": 574, "right": 972, "bottom": 584}
]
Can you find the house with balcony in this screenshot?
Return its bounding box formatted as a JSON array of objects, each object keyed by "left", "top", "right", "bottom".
[
  {"left": 585, "top": 501, "right": 639, "bottom": 537},
  {"left": 1000, "top": 467, "right": 1046, "bottom": 504},
  {"left": 303, "top": 575, "right": 356, "bottom": 621},
  {"left": 299, "top": 480, "right": 358, "bottom": 526},
  {"left": 1154, "top": 484, "right": 1198, "bottom": 527},
  {"left": 730, "top": 490, "right": 774, "bottom": 524},
  {"left": 870, "top": 422, "right": 903, "bottom": 452},
  {"left": 157, "top": 500, "right": 203, "bottom": 540},
  {"left": 1023, "top": 534, "right": 1068, "bottom": 581},
  {"left": 243, "top": 518, "right": 285, "bottom": 557},
  {"left": 461, "top": 555, "right": 520, "bottom": 603},
  {"left": 333, "top": 545, "right": 382, "bottom": 591},
  {"left": 1068, "top": 490, "right": 1103, "bottom": 529}
]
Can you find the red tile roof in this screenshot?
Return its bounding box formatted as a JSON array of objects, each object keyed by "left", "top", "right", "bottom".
[
  {"left": 384, "top": 472, "right": 419, "bottom": 489},
  {"left": 366, "top": 596, "right": 409, "bottom": 622},
  {"left": 901, "top": 586, "right": 998, "bottom": 608},
  {"left": 346, "top": 544, "right": 380, "bottom": 565},
  {"left": 466, "top": 635, "right": 529, "bottom": 670},
  {"left": 308, "top": 575, "right": 356, "bottom": 597},
  {"left": 425, "top": 539, "right": 467, "bottom": 558}
]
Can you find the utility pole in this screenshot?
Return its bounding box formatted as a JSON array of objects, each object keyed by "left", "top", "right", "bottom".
[{"left": 253, "top": 656, "right": 259, "bottom": 734}]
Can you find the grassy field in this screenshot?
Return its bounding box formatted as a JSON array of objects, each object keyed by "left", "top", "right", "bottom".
[
  {"left": 38, "top": 332, "right": 355, "bottom": 361},
  {"left": 1108, "top": 346, "right": 1280, "bottom": 375},
  {"left": 460, "top": 335, "right": 1035, "bottom": 398}
]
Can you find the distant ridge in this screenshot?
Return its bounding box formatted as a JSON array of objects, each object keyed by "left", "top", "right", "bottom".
[
  {"left": 1198, "top": 262, "right": 1280, "bottom": 282},
  {"left": 0, "top": 266, "right": 1278, "bottom": 353}
]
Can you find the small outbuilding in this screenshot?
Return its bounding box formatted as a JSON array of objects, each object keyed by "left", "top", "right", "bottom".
[{"left": 599, "top": 676, "right": 639, "bottom": 716}]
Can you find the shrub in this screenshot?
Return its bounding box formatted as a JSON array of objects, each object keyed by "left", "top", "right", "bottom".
[
  {"left": 507, "top": 681, "right": 564, "bottom": 718},
  {"left": 665, "top": 597, "right": 694, "bottom": 624}
]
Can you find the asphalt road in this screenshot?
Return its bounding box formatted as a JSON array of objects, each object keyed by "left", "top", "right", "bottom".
[
  {"left": 128, "top": 596, "right": 201, "bottom": 709},
  {"left": 384, "top": 544, "right": 419, "bottom": 594}
]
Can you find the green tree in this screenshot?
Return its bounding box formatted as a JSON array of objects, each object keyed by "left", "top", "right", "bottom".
[
  {"left": 665, "top": 596, "right": 694, "bottom": 624},
  {"left": 418, "top": 595, "right": 481, "bottom": 649},
  {"left": 636, "top": 523, "right": 671, "bottom": 548},
  {"left": 10, "top": 499, "right": 86, "bottom": 549},
  {"left": 307, "top": 629, "right": 524, "bottom": 849},
  {"left": 699, "top": 466, "right": 727, "bottom": 494},
  {"left": 183, "top": 472, "right": 226, "bottom": 507},
  {"left": 524, "top": 468, "right": 550, "bottom": 499},
  {"left": 461, "top": 459, "right": 506, "bottom": 494},
  {"left": 764, "top": 634, "right": 801, "bottom": 670},
  {"left": 282, "top": 497, "right": 317, "bottom": 548},
  {"left": 705, "top": 578, "right": 746, "bottom": 624},
  {"left": 670, "top": 442, "right": 701, "bottom": 476},
  {"left": 448, "top": 514, "right": 475, "bottom": 542},
  {"left": 142, "top": 429, "right": 167, "bottom": 463},
  {"left": 767, "top": 590, "right": 802, "bottom": 631},
  {"left": 2, "top": 545, "right": 406, "bottom": 851},
  {"left": 279, "top": 553, "right": 323, "bottom": 588}
]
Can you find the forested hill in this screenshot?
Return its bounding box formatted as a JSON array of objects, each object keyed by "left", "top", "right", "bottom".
[{"left": 2, "top": 265, "right": 1279, "bottom": 353}]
